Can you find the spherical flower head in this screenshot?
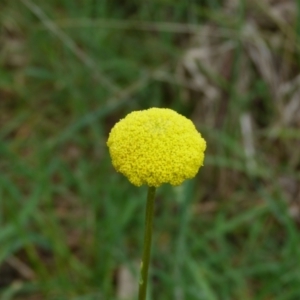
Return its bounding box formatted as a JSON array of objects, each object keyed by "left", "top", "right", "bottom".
[{"left": 107, "top": 108, "right": 206, "bottom": 187}]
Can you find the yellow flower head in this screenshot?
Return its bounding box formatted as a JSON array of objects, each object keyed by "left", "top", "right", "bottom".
[{"left": 107, "top": 108, "right": 206, "bottom": 187}]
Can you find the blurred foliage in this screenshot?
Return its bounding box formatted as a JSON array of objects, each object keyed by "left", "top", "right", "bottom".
[{"left": 1, "top": 0, "right": 300, "bottom": 299}]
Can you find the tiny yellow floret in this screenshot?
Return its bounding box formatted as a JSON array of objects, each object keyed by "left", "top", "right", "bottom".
[{"left": 107, "top": 108, "right": 206, "bottom": 187}]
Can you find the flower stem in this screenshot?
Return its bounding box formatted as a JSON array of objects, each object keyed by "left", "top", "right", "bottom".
[{"left": 138, "top": 186, "right": 156, "bottom": 300}]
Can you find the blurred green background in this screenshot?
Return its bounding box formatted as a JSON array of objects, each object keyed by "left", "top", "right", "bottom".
[{"left": 1, "top": 0, "right": 300, "bottom": 299}]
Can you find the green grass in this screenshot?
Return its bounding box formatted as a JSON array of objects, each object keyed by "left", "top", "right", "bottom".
[{"left": 1, "top": 0, "right": 300, "bottom": 299}]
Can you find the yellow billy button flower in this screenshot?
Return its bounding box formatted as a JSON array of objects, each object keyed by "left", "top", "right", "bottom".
[{"left": 107, "top": 107, "right": 206, "bottom": 187}]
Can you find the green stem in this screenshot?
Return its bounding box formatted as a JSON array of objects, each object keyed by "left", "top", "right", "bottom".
[{"left": 138, "top": 186, "right": 156, "bottom": 300}]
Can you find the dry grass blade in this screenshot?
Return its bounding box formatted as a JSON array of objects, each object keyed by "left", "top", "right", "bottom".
[
  {"left": 242, "top": 22, "right": 278, "bottom": 100},
  {"left": 117, "top": 263, "right": 137, "bottom": 300},
  {"left": 240, "top": 113, "right": 257, "bottom": 173},
  {"left": 20, "top": 0, "right": 119, "bottom": 93},
  {"left": 279, "top": 176, "right": 300, "bottom": 222},
  {"left": 6, "top": 256, "right": 36, "bottom": 281},
  {"left": 178, "top": 25, "right": 237, "bottom": 100},
  {"left": 177, "top": 25, "right": 237, "bottom": 127},
  {"left": 278, "top": 75, "right": 300, "bottom": 126},
  {"left": 282, "top": 92, "right": 300, "bottom": 126},
  {"left": 48, "top": 18, "right": 235, "bottom": 36}
]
